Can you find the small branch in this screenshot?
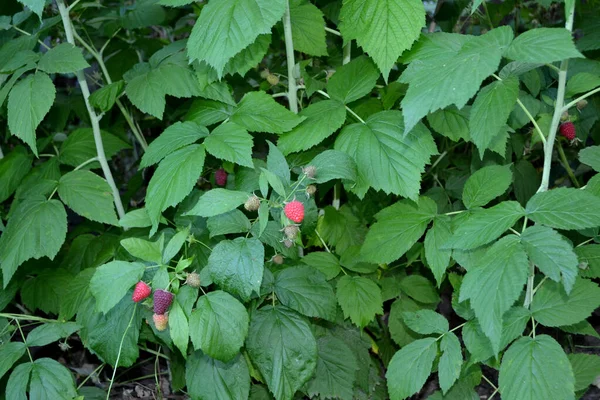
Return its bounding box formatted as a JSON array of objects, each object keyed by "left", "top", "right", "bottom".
[
  {"left": 324, "top": 26, "right": 341, "bottom": 37},
  {"left": 12, "top": 26, "right": 51, "bottom": 50},
  {"left": 15, "top": 319, "right": 33, "bottom": 363},
  {"left": 523, "top": 262, "right": 535, "bottom": 308},
  {"left": 74, "top": 156, "right": 99, "bottom": 171},
  {"left": 556, "top": 142, "right": 580, "bottom": 188},
  {"left": 106, "top": 305, "right": 137, "bottom": 399},
  {"left": 56, "top": 0, "right": 126, "bottom": 220},
  {"left": 563, "top": 86, "right": 600, "bottom": 112},
  {"left": 316, "top": 90, "right": 365, "bottom": 123},
  {"left": 282, "top": 1, "right": 298, "bottom": 113}
]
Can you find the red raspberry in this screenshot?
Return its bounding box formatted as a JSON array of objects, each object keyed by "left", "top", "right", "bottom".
[
  {"left": 153, "top": 313, "right": 169, "bottom": 331},
  {"left": 559, "top": 122, "right": 576, "bottom": 140},
  {"left": 215, "top": 168, "right": 227, "bottom": 186},
  {"left": 153, "top": 289, "right": 174, "bottom": 315},
  {"left": 132, "top": 281, "right": 151, "bottom": 302},
  {"left": 284, "top": 200, "right": 304, "bottom": 223}
]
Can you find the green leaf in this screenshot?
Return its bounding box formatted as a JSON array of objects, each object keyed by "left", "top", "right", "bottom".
[
  {"left": 185, "top": 351, "right": 250, "bottom": 400},
  {"left": 400, "top": 28, "right": 512, "bottom": 134},
  {"left": 566, "top": 73, "right": 600, "bottom": 97},
  {"left": 206, "top": 237, "right": 264, "bottom": 301},
  {"left": 579, "top": 146, "right": 600, "bottom": 172},
  {"left": 207, "top": 210, "right": 251, "bottom": 237},
  {"left": 520, "top": 225, "right": 578, "bottom": 294},
  {"left": 266, "top": 140, "right": 291, "bottom": 184},
  {"left": 17, "top": 0, "right": 45, "bottom": 18},
  {"left": 462, "top": 320, "right": 494, "bottom": 363},
  {"left": 59, "top": 268, "right": 94, "bottom": 321},
  {"left": 57, "top": 170, "right": 119, "bottom": 225},
  {"left": 427, "top": 106, "right": 470, "bottom": 142},
  {"left": 140, "top": 122, "right": 208, "bottom": 168},
  {"left": 26, "top": 322, "right": 81, "bottom": 347},
  {"left": 402, "top": 310, "right": 449, "bottom": 334},
  {"left": 339, "top": 0, "right": 425, "bottom": 80},
  {"left": 386, "top": 338, "right": 438, "bottom": 400},
  {"left": 187, "top": 0, "right": 286, "bottom": 76},
  {"left": 89, "top": 261, "right": 145, "bottom": 314},
  {"left": 576, "top": 245, "right": 600, "bottom": 279},
  {"left": 462, "top": 164, "right": 513, "bottom": 209},
  {"left": 29, "top": 358, "right": 78, "bottom": 400},
  {"left": 300, "top": 252, "right": 341, "bottom": 280},
  {"left": 568, "top": 353, "right": 600, "bottom": 392},
  {"left": 185, "top": 99, "right": 234, "bottom": 126},
  {"left": 305, "top": 336, "right": 358, "bottom": 400},
  {"left": 77, "top": 295, "right": 142, "bottom": 367},
  {"left": 184, "top": 189, "right": 250, "bottom": 218},
  {"left": 169, "top": 300, "right": 189, "bottom": 357},
  {"left": 0, "top": 147, "right": 32, "bottom": 203},
  {"left": 59, "top": 128, "right": 130, "bottom": 167},
  {"left": 274, "top": 266, "right": 337, "bottom": 321},
  {"left": 499, "top": 306, "right": 531, "bottom": 350},
  {"left": 0, "top": 342, "right": 26, "bottom": 380},
  {"left": 439, "top": 332, "right": 463, "bottom": 394},
  {"left": 499, "top": 335, "right": 574, "bottom": 400},
  {"left": 328, "top": 56, "right": 380, "bottom": 104},
  {"left": 204, "top": 122, "right": 254, "bottom": 168},
  {"left": 6, "top": 361, "right": 32, "bottom": 400},
  {"left": 361, "top": 197, "right": 437, "bottom": 264},
  {"left": 424, "top": 216, "right": 453, "bottom": 286},
  {"left": 231, "top": 91, "right": 304, "bottom": 134},
  {"left": 119, "top": 208, "right": 159, "bottom": 229},
  {"left": 505, "top": 28, "right": 583, "bottom": 64},
  {"left": 525, "top": 187, "right": 600, "bottom": 230},
  {"left": 445, "top": 201, "right": 525, "bottom": 250},
  {"left": 319, "top": 205, "right": 366, "bottom": 253},
  {"left": 400, "top": 275, "right": 440, "bottom": 304},
  {"left": 190, "top": 290, "right": 249, "bottom": 362},
  {"left": 163, "top": 228, "right": 189, "bottom": 263},
  {"left": 38, "top": 43, "right": 89, "bottom": 74},
  {"left": 531, "top": 278, "right": 600, "bottom": 327},
  {"left": 307, "top": 149, "right": 356, "bottom": 184},
  {"left": 246, "top": 306, "right": 317, "bottom": 400},
  {"left": 120, "top": 237, "right": 162, "bottom": 264},
  {"left": 0, "top": 197, "right": 67, "bottom": 286},
  {"left": 277, "top": 100, "right": 346, "bottom": 155},
  {"left": 89, "top": 81, "right": 125, "bottom": 112},
  {"left": 8, "top": 72, "right": 55, "bottom": 155},
  {"left": 469, "top": 77, "right": 519, "bottom": 155},
  {"left": 336, "top": 275, "right": 383, "bottom": 328},
  {"left": 460, "top": 235, "right": 529, "bottom": 353},
  {"left": 335, "top": 111, "right": 438, "bottom": 199},
  {"left": 389, "top": 297, "right": 424, "bottom": 347},
  {"left": 513, "top": 159, "right": 540, "bottom": 206},
  {"left": 146, "top": 144, "right": 206, "bottom": 231},
  {"left": 221, "top": 34, "right": 272, "bottom": 77},
  {"left": 290, "top": 0, "right": 327, "bottom": 56}
]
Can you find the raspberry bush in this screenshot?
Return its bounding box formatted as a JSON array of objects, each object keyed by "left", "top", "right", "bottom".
[{"left": 1, "top": 0, "right": 600, "bottom": 399}]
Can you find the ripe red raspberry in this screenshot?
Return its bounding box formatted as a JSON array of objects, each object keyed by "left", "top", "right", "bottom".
[
  {"left": 244, "top": 194, "right": 260, "bottom": 211},
  {"left": 153, "top": 289, "right": 174, "bottom": 315},
  {"left": 215, "top": 168, "right": 227, "bottom": 186},
  {"left": 559, "top": 122, "right": 576, "bottom": 140},
  {"left": 153, "top": 313, "right": 169, "bottom": 331},
  {"left": 132, "top": 281, "right": 151, "bottom": 302},
  {"left": 186, "top": 272, "right": 201, "bottom": 288},
  {"left": 284, "top": 200, "right": 304, "bottom": 223}
]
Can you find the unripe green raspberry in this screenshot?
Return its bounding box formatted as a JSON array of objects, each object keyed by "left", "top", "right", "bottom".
[
  {"left": 186, "top": 272, "right": 201, "bottom": 288},
  {"left": 244, "top": 194, "right": 260, "bottom": 212},
  {"left": 283, "top": 224, "right": 300, "bottom": 240},
  {"left": 272, "top": 254, "right": 284, "bottom": 264},
  {"left": 266, "top": 74, "right": 279, "bottom": 86},
  {"left": 306, "top": 185, "right": 316, "bottom": 197},
  {"left": 302, "top": 165, "right": 317, "bottom": 179}
]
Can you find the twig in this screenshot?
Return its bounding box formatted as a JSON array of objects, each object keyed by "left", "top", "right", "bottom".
[{"left": 282, "top": 1, "right": 298, "bottom": 113}]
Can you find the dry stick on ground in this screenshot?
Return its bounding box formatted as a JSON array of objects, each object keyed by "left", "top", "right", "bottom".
[{"left": 56, "top": 0, "right": 126, "bottom": 220}]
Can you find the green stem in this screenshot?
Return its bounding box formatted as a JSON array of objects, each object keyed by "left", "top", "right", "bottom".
[
  {"left": 556, "top": 142, "right": 580, "bottom": 188},
  {"left": 77, "top": 363, "right": 105, "bottom": 390},
  {"left": 523, "top": 262, "right": 535, "bottom": 308},
  {"left": 539, "top": 2, "right": 575, "bottom": 192},
  {"left": 74, "top": 156, "right": 99, "bottom": 171},
  {"left": 282, "top": 1, "right": 298, "bottom": 113},
  {"left": 15, "top": 319, "right": 33, "bottom": 363},
  {"left": 0, "top": 313, "right": 57, "bottom": 323},
  {"left": 106, "top": 304, "right": 137, "bottom": 399},
  {"left": 56, "top": 0, "right": 126, "bottom": 220},
  {"left": 563, "top": 86, "right": 600, "bottom": 111},
  {"left": 324, "top": 27, "right": 342, "bottom": 37},
  {"left": 316, "top": 90, "right": 365, "bottom": 123}
]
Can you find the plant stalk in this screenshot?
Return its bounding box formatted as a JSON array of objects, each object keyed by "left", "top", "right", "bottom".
[
  {"left": 282, "top": 0, "right": 298, "bottom": 113},
  {"left": 56, "top": 0, "right": 126, "bottom": 220}
]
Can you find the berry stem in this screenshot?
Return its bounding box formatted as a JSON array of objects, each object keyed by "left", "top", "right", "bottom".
[
  {"left": 56, "top": 0, "right": 126, "bottom": 220},
  {"left": 106, "top": 304, "right": 137, "bottom": 400},
  {"left": 282, "top": 1, "right": 298, "bottom": 113},
  {"left": 563, "top": 86, "right": 600, "bottom": 112},
  {"left": 556, "top": 142, "right": 580, "bottom": 188}
]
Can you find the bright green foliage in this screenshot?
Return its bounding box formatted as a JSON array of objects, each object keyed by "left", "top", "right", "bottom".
[
  {"left": 499, "top": 335, "right": 574, "bottom": 400},
  {"left": 335, "top": 111, "right": 438, "bottom": 199},
  {"left": 439, "top": 332, "right": 463, "bottom": 394},
  {"left": 37, "top": 43, "right": 89, "bottom": 74},
  {"left": 89, "top": 261, "right": 145, "bottom": 314},
  {"left": 505, "top": 28, "right": 583, "bottom": 63},
  {"left": 579, "top": 146, "right": 600, "bottom": 172},
  {"left": 7, "top": 72, "right": 55, "bottom": 155},
  {"left": 460, "top": 235, "right": 529, "bottom": 353},
  {"left": 246, "top": 306, "right": 317, "bottom": 400},
  {"left": 386, "top": 338, "right": 438, "bottom": 400},
  {"left": 424, "top": 216, "right": 453, "bottom": 286},
  {"left": 57, "top": 170, "right": 119, "bottom": 225},
  {"left": 525, "top": 187, "right": 600, "bottom": 230},
  {"left": 339, "top": 0, "right": 425, "bottom": 80},
  {"left": 186, "top": 352, "right": 250, "bottom": 400},
  {"left": 0, "top": 148, "right": 32, "bottom": 203},
  {"left": 0, "top": 343, "right": 26, "bottom": 380},
  {"left": 10, "top": 358, "right": 77, "bottom": 400},
  {"left": 462, "top": 164, "right": 513, "bottom": 208},
  {"left": 231, "top": 91, "right": 304, "bottom": 134},
  {"left": 206, "top": 237, "right": 264, "bottom": 301},
  {"left": 169, "top": 300, "right": 190, "bottom": 356},
  {"left": 89, "top": 81, "right": 125, "bottom": 112},
  {"left": 0, "top": 197, "right": 66, "bottom": 285},
  {"left": 190, "top": 290, "right": 249, "bottom": 362},
  {"left": 187, "top": 0, "right": 286, "bottom": 76},
  {"left": 290, "top": 0, "right": 327, "bottom": 56},
  {"left": 402, "top": 310, "right": 449, "bottom": 334},
  {"left": 327, "top": 56, "right": 380, "bottom": 104},
  {"left": 336, "top": 275, "right": 383, "bottom": 328},
  {"left": 59, "top": 128, "right": 130, "bottom": 167},
  {"left": 140, "top": 121, "right": 208, "bottom": 168},
  {"left": 566, "top": 73, "right": 600, "bottom": 97},
  {"left": 120, "top": 237, "right": 162, "bottom": 264},
  {"left": 568, "top": 353, "right": 600, "bottom": 392},
  {"left": 26, "top": 323, "right": 81, "bottom": 347},
  {"left": 308, "top": 150, "right": 357, "bottom": 184},
  {"left": 185, "top": 189, "right": 252, "bottom": 217},
  {"left": 204, "top": 122, "right": 254, "bottom": 167}
]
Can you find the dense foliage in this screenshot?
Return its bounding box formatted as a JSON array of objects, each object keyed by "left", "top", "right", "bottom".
[{"left": 1, "top": 0, "right": 600, "bottom": 399}]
